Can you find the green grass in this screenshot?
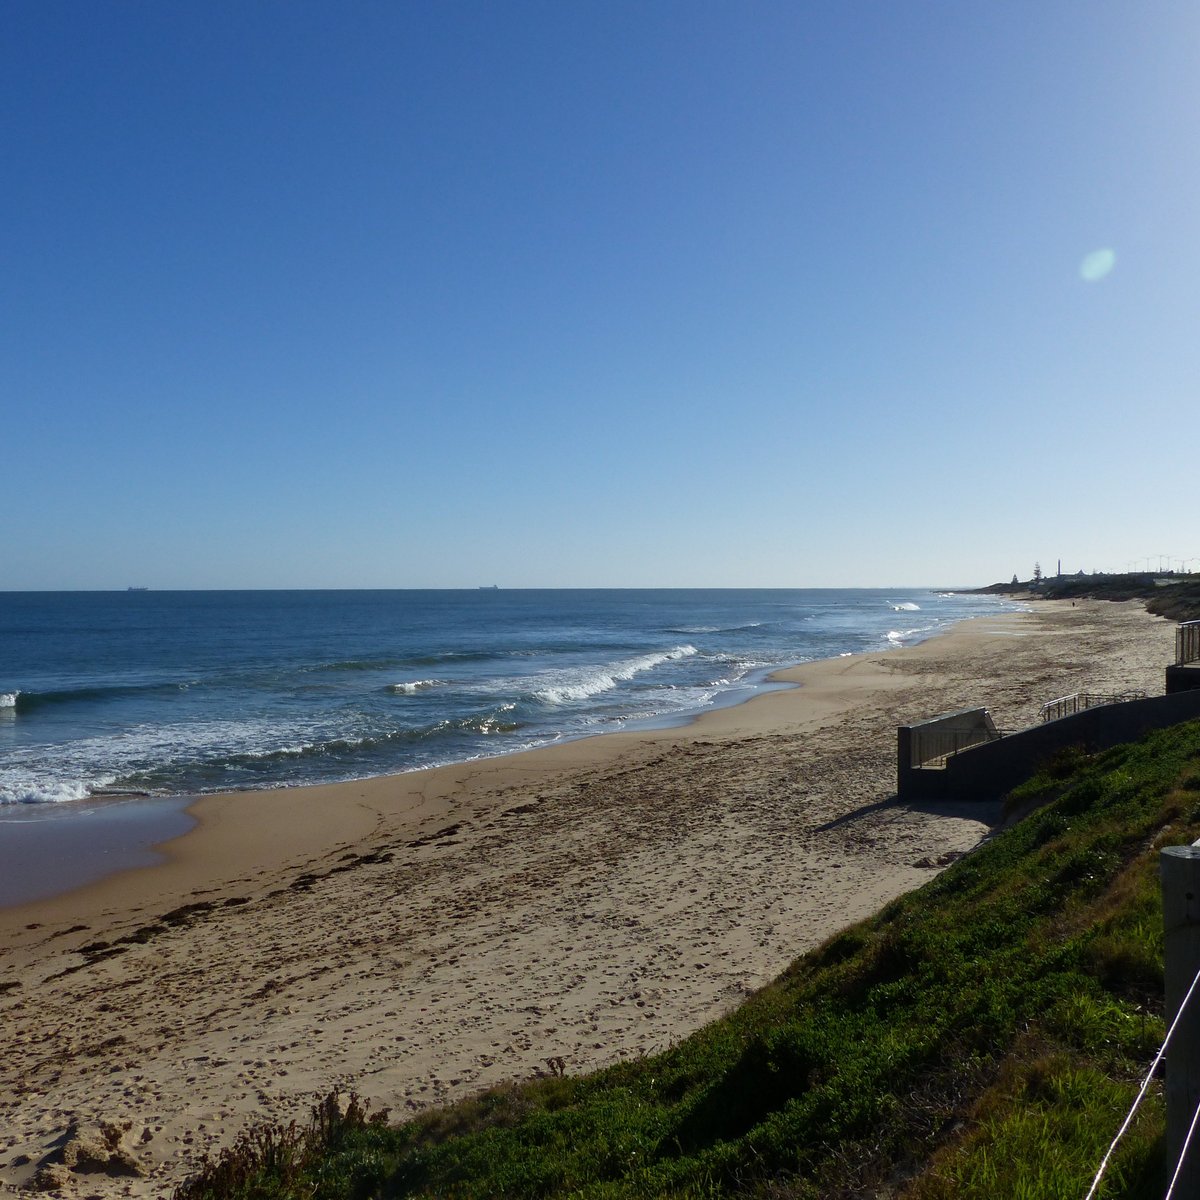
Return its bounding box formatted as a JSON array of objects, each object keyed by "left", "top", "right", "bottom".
[{"left": 176, "top": 721, "right": 1200, "bottom": 1199}]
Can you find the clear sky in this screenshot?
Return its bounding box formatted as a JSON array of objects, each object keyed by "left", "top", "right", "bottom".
[{"left": 4, "top": 1, "right": 1198, "bottom": 589}]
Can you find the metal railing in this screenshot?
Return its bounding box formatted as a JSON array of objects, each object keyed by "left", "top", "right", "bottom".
[
  {"left": 1179, "top": 621, "right": 1200, "bottom": 666},
  {"left": 909, "top": 726, "right": 1003, "bottom": 769},
  {"left": 1040, "top": 691, "right": 1147, "bottom": 723}
]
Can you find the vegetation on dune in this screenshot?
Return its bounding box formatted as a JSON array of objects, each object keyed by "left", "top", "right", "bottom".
[
  {"left": 979, "top": 571, "right": 1200, "bottom": 623},
  {"left": 176, "top": 722, "right": 1200, "bottom": 1200}
]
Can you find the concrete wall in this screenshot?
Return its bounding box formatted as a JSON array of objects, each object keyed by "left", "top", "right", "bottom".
[
  {"left": 898, "top": 689, "right": 1200, "bottom": 803},
  {"left": 897, "top": 708, "right": 998, "bottom": 776},
  {"left": 1167, "top": 664, "right": 1200, "bottom": 695}
]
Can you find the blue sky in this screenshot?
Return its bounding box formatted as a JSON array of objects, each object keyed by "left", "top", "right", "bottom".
[{"left": 4, "top": 1, "right": 1198, "bottom": 589}]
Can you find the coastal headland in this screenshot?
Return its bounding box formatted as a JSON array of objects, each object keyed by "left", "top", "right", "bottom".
[{"left": 0, "top": 600, "right": 1174, "bottom": 1195}]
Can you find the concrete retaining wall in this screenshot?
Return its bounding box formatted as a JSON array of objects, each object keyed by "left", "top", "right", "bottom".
[
  {"left": 1167, "top": 664, "right": 1200, "bottom": 694},
  {"left": 898, "top": 690, "right": 1200, "bottom": 803},
  {"left": 897, "top": 708, "right": 999, "bottom": 773}
]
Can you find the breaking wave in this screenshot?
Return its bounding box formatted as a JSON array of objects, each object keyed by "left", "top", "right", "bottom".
[
  {"left": 0, "top": 779, "right": 96, "bottom": 805},
  {"left": 533, "top": 645, "right": 697, "bottom": 705},
  {"left": 886, "top": 625, "right": 938, "bottom": 647},
  {"left": 387, "top": 679, "right": 443, "bottom": 695}
]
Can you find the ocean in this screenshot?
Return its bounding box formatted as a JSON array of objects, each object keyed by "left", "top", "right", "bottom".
[{"left": 0, "top": 588, "right": 1022, "bottom": 807}]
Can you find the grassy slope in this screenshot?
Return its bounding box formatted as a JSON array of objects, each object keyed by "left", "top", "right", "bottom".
[{"left": 177, "top": 722, "right": 1200, "bottom": 1200}]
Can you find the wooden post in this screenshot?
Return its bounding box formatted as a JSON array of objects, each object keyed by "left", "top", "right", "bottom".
[{"left": 1161, "top": 843, "right": 1200, "bottom": 1192}]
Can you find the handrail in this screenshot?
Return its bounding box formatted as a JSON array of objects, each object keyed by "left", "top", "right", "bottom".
[
  {"left": 1179, "top": 621, "right": 1200, "bottom": 667},
  {"left": 1040, "top": 691, "right": 1147, "bottom": 723},
  {"left": 909, "top": 727, "right": 1003, "bottom": 768}
]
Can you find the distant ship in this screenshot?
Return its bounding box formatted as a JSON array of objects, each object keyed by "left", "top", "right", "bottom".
[
  {"left": 479, "top": 584, "right": 499, "bottom": 591},
  {"left": 127, "top": 586, "right": 149, "bottom": 592}
]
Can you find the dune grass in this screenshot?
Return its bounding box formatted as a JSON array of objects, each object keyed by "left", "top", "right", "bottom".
[
  {"left": 176, "top": 721, "right": 1200, "bottom": 1199},
  {"left": 981, "top": 570, "right": 1200, "bottom": 622}
]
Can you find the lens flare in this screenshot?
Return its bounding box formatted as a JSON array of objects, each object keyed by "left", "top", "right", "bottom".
[{"left": 1080, "top": 248, "right": 1116, "bottom": 282}]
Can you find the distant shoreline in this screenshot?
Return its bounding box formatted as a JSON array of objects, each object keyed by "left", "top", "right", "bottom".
[{"left": 974, "top": 571, "right": 1200, "bottom": 623}]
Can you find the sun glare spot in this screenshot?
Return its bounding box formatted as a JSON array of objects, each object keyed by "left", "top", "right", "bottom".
[{"left": 1079, "top": 247, "right": 1116, "bottom": 282}]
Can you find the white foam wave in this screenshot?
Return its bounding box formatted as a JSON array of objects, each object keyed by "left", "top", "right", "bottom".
[
  {"left": 0, "top": 692, "right": 17, "bottom": 709},
  {"left": 387, "top": 679, "right": 442, "bottom": 695},
  {"left": 892, "top": 602, "right": 921, "bottom": 612},
  {"left": 1, "top": 778, "right": 100, "bottom": 804},
  {"left": 886, "top": 624, "right": 940, "bottom": 647},
  {"left": 0, "top": 715, "right": 330, "bottom": 805},
  {"left": 534, "top": 645, "right": 697, "bottom": 705}
]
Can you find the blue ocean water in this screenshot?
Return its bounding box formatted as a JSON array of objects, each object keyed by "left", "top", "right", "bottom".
[{"left": 0, "top": 589, "right": 1022, "bottom": 805}]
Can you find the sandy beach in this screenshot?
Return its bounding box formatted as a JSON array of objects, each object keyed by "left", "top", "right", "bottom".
[{"left": 0, "top": 599, "right": 1175, "bottom": 1196}]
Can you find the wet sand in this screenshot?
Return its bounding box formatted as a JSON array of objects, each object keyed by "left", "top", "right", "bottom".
[
  {"left": 0, "top": 600, "right": 1174, "bottom": 1196},
  {"left": 0, "top": 798, "right": 195, "bottom": 910}
]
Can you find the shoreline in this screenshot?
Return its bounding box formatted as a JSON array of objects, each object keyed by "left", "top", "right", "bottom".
[
  {"left": 0, "top": 674, "right": 787, "bottom": 915},
  {"left": 0, "top": 600, "right": 1175, "bottom": 1195},
  {"left": 2, "top": 588, "right": 1001, "bottom": 814},
  {"left": 0, "top": 795, "right": 196, "bottom": 910},
  {"left": 0, "top": 611, "right": 990, "bottom": 913}
]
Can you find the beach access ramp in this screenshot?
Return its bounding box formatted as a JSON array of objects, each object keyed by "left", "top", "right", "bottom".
[
  {"left": 899, "top": 690, "right": 1200, "bottom": 803},
  {"left": 1167, "top": 619, "right": 1200, "bottom": 694}
]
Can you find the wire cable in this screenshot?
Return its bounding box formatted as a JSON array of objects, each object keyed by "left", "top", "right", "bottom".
[
  {"left": 1082, "top": 960, "right": 1200, "bottom": 1200},
  {"left": 1164, "top": 1089, "right": 1200, "bottom": 1200}
]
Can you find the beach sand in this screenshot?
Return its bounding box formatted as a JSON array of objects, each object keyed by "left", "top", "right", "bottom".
[{"left": 0, "top": 600, "right": 1174, "bottom": 1195}]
